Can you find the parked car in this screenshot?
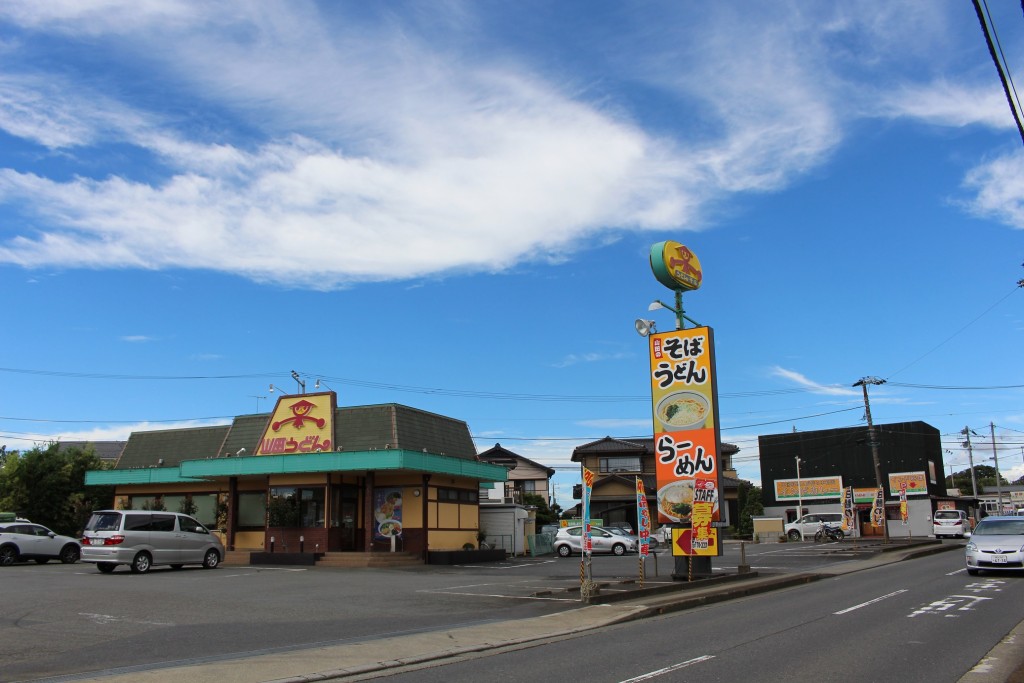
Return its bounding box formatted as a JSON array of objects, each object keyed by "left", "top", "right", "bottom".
[
  {"left": 605, "top": 522, "right": 634, "bottom": 535},
  {"left": 965, "top": 516, "right": 1024, "bottom": 575},
  {"left": 605, "top": 525, "right": 659, "bottom": 550},
  {"left": 784, "top": 513, "right": 844, "bottom": 541},
  {"left": 0, "top": 522, "right": 81, "bottom": 565},
  {"left": 933, "top": 509, "right": 971, "bottom": 539},
  {"left": 554, "top": 525, "right": 637, "bottom": 557},
  {"left": 80, "top": 510, "right": 224, "bottom": 574}
]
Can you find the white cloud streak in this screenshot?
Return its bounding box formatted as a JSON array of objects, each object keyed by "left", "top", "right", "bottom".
[{"left": 770, "top": 367, "right": 860, "bottom": 397}]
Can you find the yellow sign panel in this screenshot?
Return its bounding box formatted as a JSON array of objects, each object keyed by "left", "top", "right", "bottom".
[
  {"left": 888, "top": 471, "right": 927, "bottom": 496},
  {"left": 255, "top": 392, "right": 336, "bottom": 455},
  {"left": 774, "top": 476, "right": 843, "bottom": 501},
  {"left": 650, "top": 327, "right": 721, "bottom": 557}
]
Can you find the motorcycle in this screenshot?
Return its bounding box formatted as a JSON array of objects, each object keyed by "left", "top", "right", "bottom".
[{"left": 813, "top": 522, "right": 845, "bottom": 543}]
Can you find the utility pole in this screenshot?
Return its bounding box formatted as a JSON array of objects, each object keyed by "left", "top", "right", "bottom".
[
  {"left": 854, "top": 377, "right": 888, "bottom": 543},
  {"left": 795, "top": 456, "right": 804, "bottom": 541},
  {"left": 962, "top": 427, "right": 980, "bottom": 522},
  {"left": 990, "top": 423, "right": 1004, "bottom": 514}
]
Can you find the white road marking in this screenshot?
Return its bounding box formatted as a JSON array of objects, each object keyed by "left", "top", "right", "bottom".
[
  {"left": 834, "top": 589, "right": 908, "bottom": 615},
  {"left": 618, "top": 655, "right": 715, "bottom": 681},
  {"left": 79, "top": 613, "right": 173, "bottom": 626}
]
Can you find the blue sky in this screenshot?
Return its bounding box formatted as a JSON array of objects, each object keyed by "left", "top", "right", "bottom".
[{"left": 1, "top": 2, "right": 1022, "bottom": 510}]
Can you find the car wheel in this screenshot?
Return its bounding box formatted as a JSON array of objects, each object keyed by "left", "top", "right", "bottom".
[
  {"left": 787, "top": 530, "right": 801, "bottom": 541},
  {"left": 97, "top": 562, "right": 117, "bottom": 573},
  {"left": 967, "top": 568, "right": 980, "bottom": 576},
  {"left": 202, "top": 550, "right": 220, "bottom": 569},
  {"left": 0, "top": 546, "right": 18, "bottom": 566},
  {"left": 130, "top": 552, "right": 152, "bottom": 574},
  {"left": 556, "top": 544, "right": 572, "bottom": 557},
  {"left": 59, "top": 544, "right": 80, "bottom": 564},
  {"left": 612, "top": 543, "right": 626, "bottom": 556}
]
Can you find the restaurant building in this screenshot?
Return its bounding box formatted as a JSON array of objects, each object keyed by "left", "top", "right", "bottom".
[
  {"left": 85, "top": 393, "right": 508, "bottom": 563},
  {"left": 758, "top": 421, "right": 972, "bottom": 536}
]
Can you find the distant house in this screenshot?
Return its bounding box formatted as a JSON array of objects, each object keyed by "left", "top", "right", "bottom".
[
  {"left": 477, "top": 443, "right": 555, "bottom": 506},
  {"left": 570, "top": 437, "right": 744, "bottom": 531}
]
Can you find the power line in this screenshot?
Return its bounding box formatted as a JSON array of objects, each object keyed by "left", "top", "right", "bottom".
[{"left": 973, "top": 0, "right": 1024, "bottom": 145}]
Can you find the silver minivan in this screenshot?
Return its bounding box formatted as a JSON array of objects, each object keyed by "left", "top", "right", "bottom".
[{"left": 80, "top": 510, "right": 224, "bottom": 574}]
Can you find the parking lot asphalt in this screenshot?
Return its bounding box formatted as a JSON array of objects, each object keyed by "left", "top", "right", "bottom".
[{"left": 45, "top": 539, "right": 1024, "bottom": 683}]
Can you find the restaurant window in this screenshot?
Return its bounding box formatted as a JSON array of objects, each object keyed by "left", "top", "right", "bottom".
[
  {"left": 269, "top": 487, "right": 325, "bottom": 527},
  {"left": 437, "top": 487, "right": 478, "bottom": 503},
  {"left": 162, "top": 494, "right": 217, "bottom": 528},
  {"left": 599, "top": 457, "right": 641, "bottom": 473},
  {"left": 238, "top": 492, "right": 267, "bottom": 528}
]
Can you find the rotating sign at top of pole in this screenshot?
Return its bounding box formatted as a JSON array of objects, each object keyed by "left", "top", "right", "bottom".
[{"left": 647, "top": 241, "right": 703, "bottom": 330}]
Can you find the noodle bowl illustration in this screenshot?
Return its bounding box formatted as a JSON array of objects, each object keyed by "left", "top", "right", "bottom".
[{"left": 655, "top": 391, "right": 710, "bottom": 431}]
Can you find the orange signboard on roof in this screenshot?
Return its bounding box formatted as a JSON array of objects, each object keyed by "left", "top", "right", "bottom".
[{"left": 255, "top": 391, "right": 336, "bottom": 455}]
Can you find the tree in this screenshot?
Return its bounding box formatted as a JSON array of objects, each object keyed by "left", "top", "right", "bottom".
[
  {"left": 0, "top": 444, "right": 115, "bottom": 535},
  {"left": 948, "top": 465, "right": 1011, "bottom": 493},
  {"left": 734, "top": 481, "right": 763, "bottom": 539},
  {"left": 523, "top": 493, "right": 562, "bottom": 525}
]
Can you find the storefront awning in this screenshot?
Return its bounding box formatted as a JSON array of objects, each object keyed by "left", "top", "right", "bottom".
[{"left": 86, "top": 449, "right": 509, "bottom": 485}]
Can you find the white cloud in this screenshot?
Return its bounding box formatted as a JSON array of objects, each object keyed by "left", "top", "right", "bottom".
[
  {"left": 552, "top": 352, "right": 632, "bottom": 368},
  {"left": 0, "top": 3, "right": 1017, "bottom": 288},
  {"left": 877, "top": 80, "right": 1012, "bottom": 130},
  {"left": 120, "top": 335, "right": 154, "bottom": 343},
  {"left": 20, "top": 419, "right": 229, "bottom": 445},
  {"left": 770, "top": 367, "right": 860, "bottom": 396},
  {"left": 961, "top": 152, "right": 1024, "bottom": 230}
]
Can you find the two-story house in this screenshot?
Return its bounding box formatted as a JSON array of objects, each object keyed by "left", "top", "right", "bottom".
[
  {"left": 477, "top": 443, "right": 556, "bottom": 506},
  {"left": 570, "top": 436, "right": 743, "bottom": 532}
]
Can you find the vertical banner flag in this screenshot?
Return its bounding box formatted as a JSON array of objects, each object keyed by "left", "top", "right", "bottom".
[
  {"left": 899, "top": 483, "right": 908, "bottom": 524},
  {"left": 841, "top": 486, "right": 855, "bottom": 533},
  {"left": 650, "top": 326, "right": 723, "bottom": 557},
  {"left": 870, "top": 486, "right": 886, "bottom": 528},
  {"left": 582, "top": 467, "right": 595, "bottom": 555},
  {"left": 637, "top": 478, "right": 651, "bottom": 557}
]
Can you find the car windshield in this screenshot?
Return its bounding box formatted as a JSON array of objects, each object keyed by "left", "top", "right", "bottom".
[
  {"left": 973, "top": 520, "right": 1024, "bottom": 535},
  {"left": 935, "top": 511, "right": 962, "bottom": 520}
]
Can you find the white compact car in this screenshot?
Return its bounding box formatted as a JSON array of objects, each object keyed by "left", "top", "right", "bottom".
[{"left": 554, "top": 525, "right": 637, "bottom": 557}]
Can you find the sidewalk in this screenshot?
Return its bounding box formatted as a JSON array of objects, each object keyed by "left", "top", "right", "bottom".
[{"left": 68, "top": 541, "right": 1024, "bottom": 683}]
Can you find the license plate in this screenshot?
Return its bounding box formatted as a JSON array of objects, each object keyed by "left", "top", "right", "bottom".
[{"left": 992, "top": 555, "right": 1007, "bottom": 564}]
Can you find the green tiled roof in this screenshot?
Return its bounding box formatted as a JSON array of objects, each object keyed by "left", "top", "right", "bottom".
[
  {"left": 109, "top": 403, "right": 478, "bottom": 470},
  {"left": 115, "top": 425, "right": 231, "bottom": 469}
]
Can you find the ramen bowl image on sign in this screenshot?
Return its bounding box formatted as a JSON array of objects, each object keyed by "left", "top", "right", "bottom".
[{"left": 655, "top": 391, "right": 710, "bottom": 432}]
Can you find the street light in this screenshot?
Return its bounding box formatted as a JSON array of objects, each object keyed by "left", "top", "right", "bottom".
[
  {"left": 853, "top": 376, "right": 888, "bottom": 543},
  {"left": 647, "top": 295, "right": 701, "bottom": 331}
]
